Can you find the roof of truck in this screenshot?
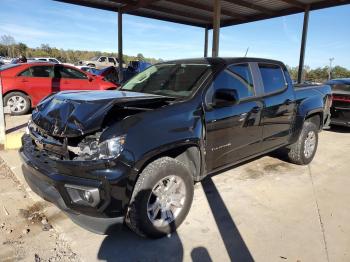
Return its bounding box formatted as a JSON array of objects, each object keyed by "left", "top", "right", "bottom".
[{"left": 163, "top": 57, "right": 286, "bottom": 67}]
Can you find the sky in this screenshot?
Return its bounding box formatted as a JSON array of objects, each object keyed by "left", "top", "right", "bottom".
[{"left": 0, "top": 0, "right": 349, "bottom": 68}]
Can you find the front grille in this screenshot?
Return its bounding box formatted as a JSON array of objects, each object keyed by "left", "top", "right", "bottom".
[{"left": 28, "top": 122, "right": 68, "bottom": 158}]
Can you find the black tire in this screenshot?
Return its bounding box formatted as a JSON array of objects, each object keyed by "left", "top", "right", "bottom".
[
  {"left": 4, "top": 92, "right": 31, "bottom": 115},
  {"left": 287, "top": 120, "right": 318, "bottom": 165},
  {"left": 87, "top": 63, "right": 96, "bottom": 68},
  {"left": 126, "top": 157, "right": 194, "bottom": 238}
]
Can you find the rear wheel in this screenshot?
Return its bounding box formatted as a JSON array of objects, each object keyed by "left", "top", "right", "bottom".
[
  {"left": 4, "top": 92, "right": 31, "bottom": 115},
  {"left": 287, "top": 120, "right": 318, "bottom": 165},
  {"left": 87, "top": 63, "right": 96, "bottom": 68},
  {"left": 126, "top": 157, "right": 194, "bottom": 238}
]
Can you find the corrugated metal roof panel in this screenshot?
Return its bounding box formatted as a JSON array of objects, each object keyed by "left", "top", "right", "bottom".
[{"left": 55, "top": 0, "right": 350, "bottom": 28}]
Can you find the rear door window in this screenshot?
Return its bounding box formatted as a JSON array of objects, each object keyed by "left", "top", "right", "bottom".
[
  {"left": 19, "top": 66, "right": 53, "bottom": 77},
  {"left": 108, "top": 57, "right": 115, "bottom": 63},
  {"left": 259, "top": 64, "right": 286, "bottom": 94}
]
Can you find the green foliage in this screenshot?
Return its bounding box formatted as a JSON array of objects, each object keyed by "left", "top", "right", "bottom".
[
  {"left": 0, "top": 35, "right": 162, "bottom": 65},
  {"left": 287, "top": 64, "right": 350, "bottom": 83}
]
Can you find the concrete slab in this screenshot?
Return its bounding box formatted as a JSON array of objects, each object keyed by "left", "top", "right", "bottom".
[{"left": 0, "top": 126, "right": 349, "bottom": 262}]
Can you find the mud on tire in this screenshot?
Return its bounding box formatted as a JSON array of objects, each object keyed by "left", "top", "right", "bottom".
[
  {"left": 287, "top": 120, "right": 318, "bottom": 165},
  {"left": 126, "top": 157, "right": 194, "bottom": 238}
]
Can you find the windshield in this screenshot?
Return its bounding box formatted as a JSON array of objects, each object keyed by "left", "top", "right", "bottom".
[{"left": 121, "top": 63, "right": 211, "bottom": 98}]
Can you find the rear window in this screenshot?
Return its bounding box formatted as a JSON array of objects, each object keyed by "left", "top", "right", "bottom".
[
  {"left": 0, "top": 64, "right": 21, "bottom": 71},
  {"left": 259, "top": 64, "right": 286, "bottom": 93},
  {"left": 19, "top": 66, "right": 54, "bottom": 77}
]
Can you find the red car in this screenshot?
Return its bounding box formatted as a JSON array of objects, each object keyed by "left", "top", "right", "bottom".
[{"left": 0, "top": 63, "right": 119, "bottom": 115}]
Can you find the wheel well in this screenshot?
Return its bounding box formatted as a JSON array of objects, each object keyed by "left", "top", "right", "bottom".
[
  {"left": 139, "top": 145, "right": 201, "bottom": 181},
  {"left": 3, "top": 90, "right": 31, "bottom": 102},
  {"left": 305, "top": 113, "right": 322, "bottom": 130}
]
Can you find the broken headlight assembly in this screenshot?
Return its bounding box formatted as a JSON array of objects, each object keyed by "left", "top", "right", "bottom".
[
  {"left": 70, "top": 135, "right": 126, "bottom": 161},
  {"left": 98, "top": 136, "right": 126, "bottom": 160}
]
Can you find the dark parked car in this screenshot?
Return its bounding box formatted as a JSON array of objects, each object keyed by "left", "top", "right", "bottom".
[
  {"left": 20, "top": 58, "right": 331, "bottom": 238},
  {"left": 325, "top": 78, "right": 350, "bottom": 127}
]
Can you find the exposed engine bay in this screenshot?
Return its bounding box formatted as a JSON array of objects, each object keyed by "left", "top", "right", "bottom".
[{"left": 28, "top": 91, "right": 172, "bottom": 161}]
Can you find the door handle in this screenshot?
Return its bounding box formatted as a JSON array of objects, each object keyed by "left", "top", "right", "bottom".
[{"left": 251, "top": 106, "right": 260, "bottom": 113}]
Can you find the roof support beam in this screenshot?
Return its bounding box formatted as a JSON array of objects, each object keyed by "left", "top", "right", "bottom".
[
  {"left": 212, "top": 0, "right": 220, "bottom": 57},
  {"left": 297, "top": 6, "right": 310, "bottom": 84},
  {"left": 224, "top": 0, "right": 275, "bottom": 15},
  {"left": 118, "top": 9, "right": 123, "bottom": 82},
  {"left": 121, "top": 0, "right": 159, "bottom": 12},
  {"left": 145, "top": 5, "right": 210, "bottom": 23},
  {"left": 277, "top": 0, "right": 306, "bottom": 9},
  {"left": 168, "top": 0, "right": 245, "bottom": 21},
  {"left": 204, "top": 28, "right": 208, "bottom": 57}
]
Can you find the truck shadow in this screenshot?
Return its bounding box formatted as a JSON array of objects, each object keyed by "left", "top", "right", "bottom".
[
  {"left": 97, "top": 225, "right": 184, "bottom": 261},
  {"left": 327, "top": 125, "right": 350, "bottom": 133},
  {"left": 97, "top": 177, "right": 253, "bottom": 261}
]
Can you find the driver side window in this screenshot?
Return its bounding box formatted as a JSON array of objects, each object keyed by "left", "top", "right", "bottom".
[
  {"left": 205, "top": 63, "right": 255, "bottom": 106},
  {"left": 99, "top": 57, "right": 107, "bottom": 62}
]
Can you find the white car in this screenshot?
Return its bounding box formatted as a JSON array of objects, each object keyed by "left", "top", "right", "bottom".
[
  {"left": 0, "top": 57, "right": 13, "bottom": 64},
  {"left": 34, "top": 57, "right": 62, "bottom": 64}
]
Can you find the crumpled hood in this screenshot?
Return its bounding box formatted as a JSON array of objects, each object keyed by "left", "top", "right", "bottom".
[{"left": 32, "top": 90, "right": 166, "bottom": 137}]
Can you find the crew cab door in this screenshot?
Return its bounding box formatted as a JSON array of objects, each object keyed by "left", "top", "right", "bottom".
[
  {"left": 257, "top": 63, "right": 296, "bottom": 150},
  {"left": 204, "top": 63, "right": 263, "bottom": 172},
  {"left": 53, "top": 65, "right": 91, "bottom": 91}
]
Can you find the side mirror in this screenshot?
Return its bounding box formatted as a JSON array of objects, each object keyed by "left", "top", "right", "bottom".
[{"left": 213, "top": 89, "right": 239, "bottom": 108}]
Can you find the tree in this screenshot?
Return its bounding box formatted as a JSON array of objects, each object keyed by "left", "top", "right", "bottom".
[
  {"left": 17, "top": 42, "right": 28, "bottom": 56},
  {"left": 0, "top": 35, "right": 15, "bottom": 57},
  {"left": 137, "top": 53, "right": 145, "bottom": 61},
  {"left": 40, "top": 44, "right": 52, "bottom": 56},
  {"left": 331, "top": 66, "right": 350, "bottom": 79}
]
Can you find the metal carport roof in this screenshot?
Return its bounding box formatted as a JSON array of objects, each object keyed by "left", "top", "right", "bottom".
[{"left": 55, "top": 0, "right": 350, "bottom": 28}]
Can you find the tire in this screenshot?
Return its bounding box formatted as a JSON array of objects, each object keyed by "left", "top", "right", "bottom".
[
  {"left": 287, "top": 120, "right": 318, "bottom": 165},
  {"left": 87, "top": 63, "right": 96, "bottom": 68},
  {"left": 4, "top": 92, "right": 31, "bottom": 115},
  {"left": 126, "top": 157, "right": 194, "bottom": 238}
]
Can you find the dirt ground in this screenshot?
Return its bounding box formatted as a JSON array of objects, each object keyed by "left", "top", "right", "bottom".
[{"left": 0, "top": 159, "right": 79, "bottom": 262}]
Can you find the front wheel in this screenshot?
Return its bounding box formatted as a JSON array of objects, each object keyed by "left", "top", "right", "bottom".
[
  {"left": 126, "top": 157, "right": 194, "bottom": 238},
  {"left": 4, "top": 92, "right": 31, "bottom": 115},
  {"left": 287, "top": 120, "right": 318, "bottom": 165}
]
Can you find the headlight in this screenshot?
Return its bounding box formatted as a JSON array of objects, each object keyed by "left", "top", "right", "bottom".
[{"left": 98, "top": 135, "right": 126, "bottom": 159}]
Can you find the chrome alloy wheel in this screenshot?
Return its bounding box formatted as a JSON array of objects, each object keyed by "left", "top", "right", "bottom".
[
  {"left": 304, "top": 131, "right": 316, "bottom": 158},
  {"left": 7, "top": 95, "right": 27, "bottom": 113},
  {"left": 147, "top": 175, "right": 186, "bottom": 227}
]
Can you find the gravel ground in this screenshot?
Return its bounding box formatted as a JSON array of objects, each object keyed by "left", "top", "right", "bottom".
[{"left": 0, "top": 159, "right": 79, "bottom": 262}]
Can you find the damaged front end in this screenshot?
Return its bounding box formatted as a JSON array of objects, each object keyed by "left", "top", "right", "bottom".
[
  {"left": 28, "top": 90, "right": 170, "bottom": 162},
  {"left": 20, "top": 91, "right": 173, "bottom": 232},
  {"left": 28, "top": 121, "right": 126, "bottom": 161}
]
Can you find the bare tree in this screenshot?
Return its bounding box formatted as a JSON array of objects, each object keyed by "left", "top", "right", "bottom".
[{"left": 0, "top": 35, "right": 16, "bottom": 57}]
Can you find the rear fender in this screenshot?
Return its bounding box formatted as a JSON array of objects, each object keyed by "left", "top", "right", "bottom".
[{"left": 289, "top": 97, "right": 324, "bottom": 144}]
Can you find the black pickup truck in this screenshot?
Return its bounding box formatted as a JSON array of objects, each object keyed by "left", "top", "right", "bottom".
[{"left": 20, "top": 58, "right": 332, "bottom": 238}]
